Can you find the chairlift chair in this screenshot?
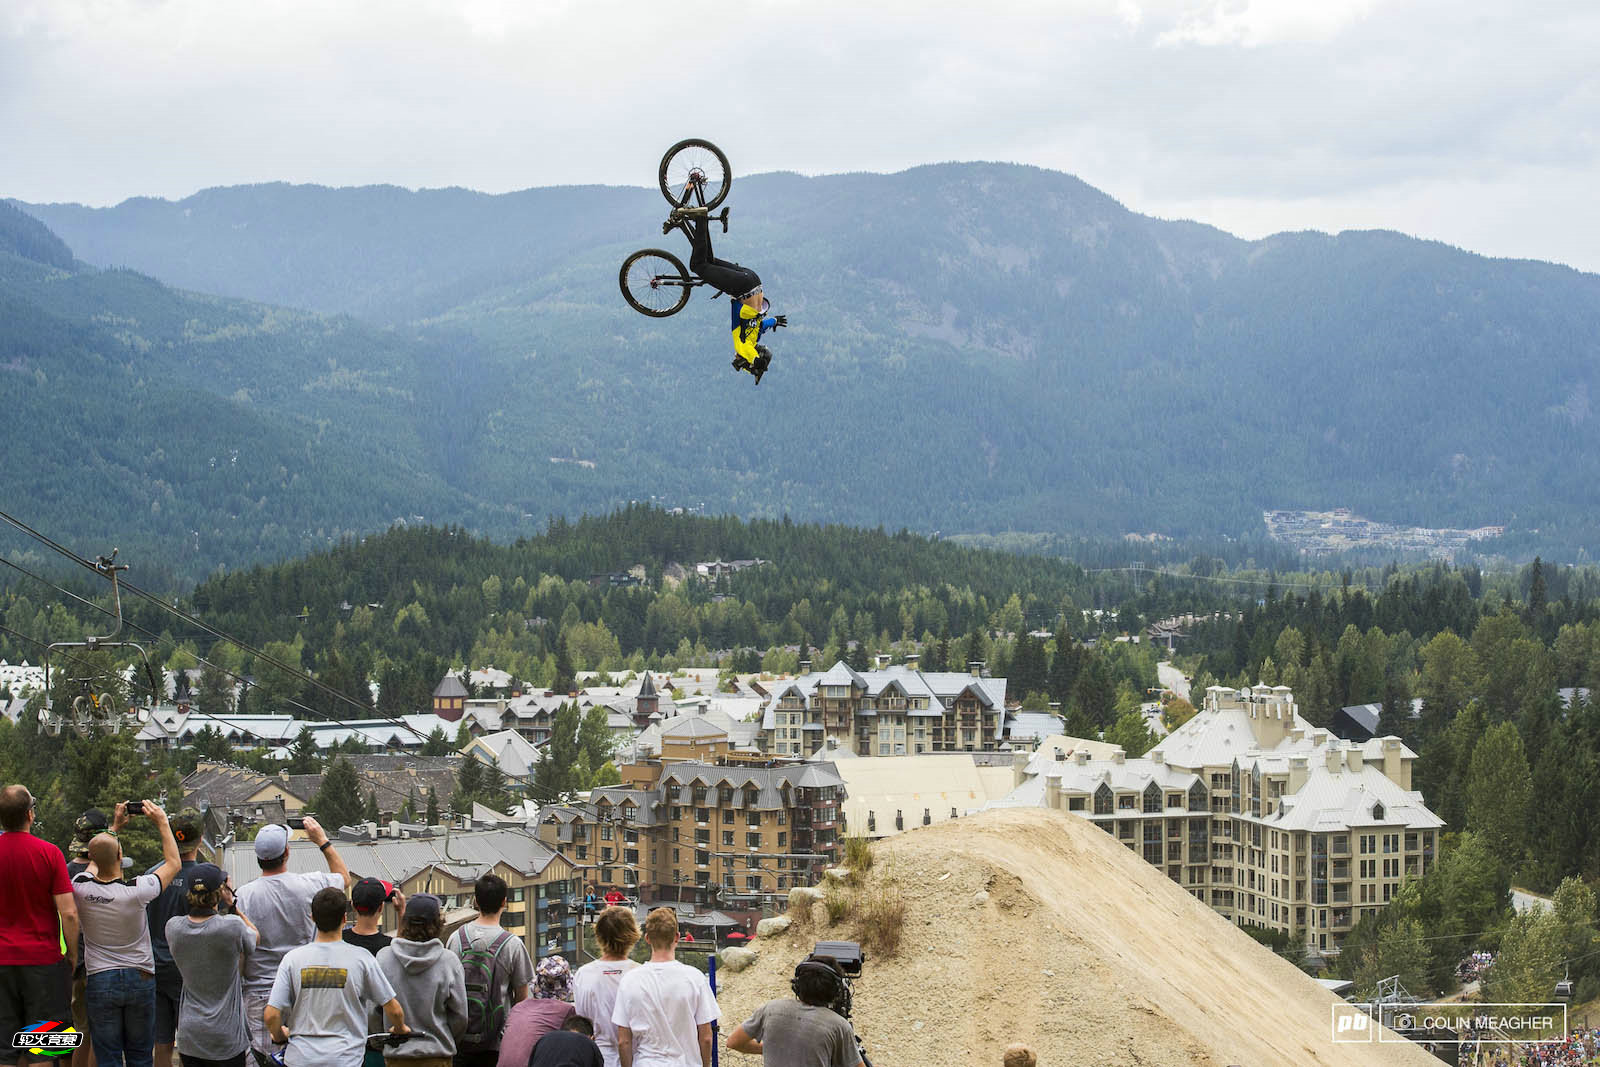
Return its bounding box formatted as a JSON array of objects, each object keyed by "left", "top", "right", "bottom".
[{"left": 37, "top": 550, "right": 161, "bottom": 737}]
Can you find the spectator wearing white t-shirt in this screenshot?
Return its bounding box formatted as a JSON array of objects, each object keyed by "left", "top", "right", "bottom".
[
  {"left": 71, "top": 800, "right": 183, "bottom": 1067},
  {"left": 235, "top": 817, "right": 352, "bottom": 1060},
  {"left": 612, "top": 909, "right": 717, "bottom": 1067},
  {"left": 266, "top": 887, "right": 409, "bottom": 1067},
  {"left": 573, "top": 906, "right": 641, "bottom": 1067}
]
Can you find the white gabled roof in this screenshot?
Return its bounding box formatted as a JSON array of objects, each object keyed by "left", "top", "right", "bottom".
[
  {"left": 758, "top": 662, "right": 1009, "bottom": 724},
  {"left": 1262, "top": 763, "right": 1444, "bottom": 833},
  {"left": 1046, "top": 757, "right": 1200, "bottom": 795}
]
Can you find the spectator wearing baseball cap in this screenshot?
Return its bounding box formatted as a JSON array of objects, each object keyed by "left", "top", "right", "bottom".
[
  {"left": 346, "top": 878, "right": 405, "bottom": 958},
  {"left": 164, "top": 862, "right": 258, "bottom": 1067},
  {"left": 146, "top": 807, "right": 205, "bottom": 1067},
  {"left": 375, "top": 894, "right": 466, "bottom": 1067},
  {"left": 348, "top": 878, "right": 405, "bottom": 1067},
  {"left": 233, "top": 818, "right": 351, "bottom": 1060}
]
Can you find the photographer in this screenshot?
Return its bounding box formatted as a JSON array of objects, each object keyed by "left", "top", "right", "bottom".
[
  {"left": 725, "top": 956, "right": 863, "bottom": 1067},
  {"left": 72, "top": 799, "right": 184, "bottom": 1067},
  {"left": 235, "top": 817, "right": 351, "bottom": 1060}
]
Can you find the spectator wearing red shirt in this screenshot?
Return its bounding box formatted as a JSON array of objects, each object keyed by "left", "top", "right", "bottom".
[{"left": 0, "top": 784, "right": 80, "bottom": 1064}]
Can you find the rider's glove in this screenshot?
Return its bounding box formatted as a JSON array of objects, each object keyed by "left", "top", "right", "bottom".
[{"left": 774, "top": 315, "right": 788, "bottom": 328}]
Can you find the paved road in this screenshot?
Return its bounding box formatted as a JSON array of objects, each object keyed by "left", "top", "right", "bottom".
[
  {"left": 1157, "top": 661, "right": 1191, "bottom": 702},
  {"left": 1511, "top": 888, "right": 1551, "bottom": 914}
]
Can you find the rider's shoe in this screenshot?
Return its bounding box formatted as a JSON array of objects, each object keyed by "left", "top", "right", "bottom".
[
  {"left": 669, "top": 205, "right": 710, "bottom": 221},
  {"left": 732, "top": 358, "right": 745, "bottom": 373}
]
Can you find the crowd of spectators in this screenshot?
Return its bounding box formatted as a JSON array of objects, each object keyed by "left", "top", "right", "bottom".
[
  {"left": 1456, "top": 1024, "right": 1598, "bottom": 1066},
  {"left": 1, "top": 781, "right": 991, "bottom": 1067},
  {"left": 1458, "top": 951, "right": 1497, "bottom": 985}
]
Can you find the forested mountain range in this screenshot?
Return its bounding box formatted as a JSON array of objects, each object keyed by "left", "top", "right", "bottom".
[{"left": 10, "top": 161, "right": 1600, "bottom": 566}]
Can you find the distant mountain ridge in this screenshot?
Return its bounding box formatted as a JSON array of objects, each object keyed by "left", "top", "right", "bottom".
[{"left": 9, "top": 162, "right": 1600, "bottom": 563}]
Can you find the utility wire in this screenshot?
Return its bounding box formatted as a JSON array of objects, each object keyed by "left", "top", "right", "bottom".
[
  {"left": 0, "top": 617, "right": 446, "bottom": 810},
  {"left": 0, "top": 529, "right": 538, "bottom": 800}
]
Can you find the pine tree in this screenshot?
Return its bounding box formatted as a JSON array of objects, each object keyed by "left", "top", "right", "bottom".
[
  {"left": 1072, "top": 656, "right": 1117, "bottom": 728},
  {"left": 533, "top": 702, "right": 582, "bottom": 802},
  {"left": 363, "top": 789, "right": 380, "bottom": 822},
  {"left": 421, "top": 725, "right": 452, "bottom": 756},
  {"left": 1376, "top": 677, "right": 1413, "bottom": 742},
  {"left": 577, "top": 704, "right": 615, "bottom": 776},
  {"left": 452, "top": 757, "right": 485, "bottom": 812},
  {"left": 194, "top": 660, "right": 235, "bottom": 718},
  {"left": 553, "top": 633, "right": 576, "bottom": 693},
  {"left": 1526, "top": 556, "right": 1547, "bottom": 628},
  {"left": 1103, "top": 710, "right": 1157, "bottom": 758},
  {"left": 425, "top": 789, "right": 440, "bottom": 825},
  {"left": 312, "top": 757, "right": 365, "bottom": 831},
  {"left": 1465, "top": 721, "right": 1531, "bottom": 868},
  {"left": 287, "top": 727, "right": 321, "bottom": 775}
]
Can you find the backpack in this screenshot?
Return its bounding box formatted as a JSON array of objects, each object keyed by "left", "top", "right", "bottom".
[{"left": 455, "top": 926, "right": 515, "bottom": 1049}]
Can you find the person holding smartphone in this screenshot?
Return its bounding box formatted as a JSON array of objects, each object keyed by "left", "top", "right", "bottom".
[
  {"left": 234, "top": 818, "right": 351, "bottom": 1061},
  {"left": 72, "top": 800, "right": 183, "bottom": 1067}
]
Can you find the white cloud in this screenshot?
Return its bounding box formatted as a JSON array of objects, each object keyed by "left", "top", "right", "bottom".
[
  {"left": 1155, "top": 0, "right": 1382, "bottom": 48},
  {"left": 2, "top": 0, "right": 1598, "bottom": 271}
]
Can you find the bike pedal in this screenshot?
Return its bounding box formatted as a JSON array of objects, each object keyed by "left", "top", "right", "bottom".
[{"left": 718, "top": 208, "right": 730, "bottom": 234}]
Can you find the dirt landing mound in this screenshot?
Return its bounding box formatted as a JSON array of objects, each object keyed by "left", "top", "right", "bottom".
[{"left": 715, "top": 809, "right": 1436, "bottom": 1066}]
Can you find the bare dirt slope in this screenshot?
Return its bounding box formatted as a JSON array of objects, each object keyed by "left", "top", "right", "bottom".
[{"left": 716, "top": 809, "right": 1437, "bottom": 1066}]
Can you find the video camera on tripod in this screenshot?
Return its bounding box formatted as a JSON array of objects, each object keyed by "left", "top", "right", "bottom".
[{"left": 798, "top": 940, "right": 871, "bottom": 1067}]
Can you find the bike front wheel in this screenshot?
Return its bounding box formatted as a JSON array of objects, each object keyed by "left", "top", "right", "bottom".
[
  {"left": 620, "top": 248, "right": 694, "bottom": 317},
  {"left": 659, "top": 139, "right": 731, "bottom": 210}
]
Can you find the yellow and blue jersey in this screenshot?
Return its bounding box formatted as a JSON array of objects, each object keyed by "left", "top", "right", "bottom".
[{"left": 731, "top": 301, "right": 776, "bottom": 366}]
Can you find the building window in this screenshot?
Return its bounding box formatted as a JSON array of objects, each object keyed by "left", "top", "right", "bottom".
[
  {"left": 1094, "top": 786, "right": 1113, "bottom": 816},
  {"left": 697, "top": 808, "right": 710, "bottom": 823},
  {"left": 746, "top": 875, "right": 763, "bottom": 891},
  {"left": 722, "top": 831, "right": 735, "bottom": 847},
  {"left": 746, "top": 832, "right": 761, "bottom": 848},
  {"left": 747, "top": 811, "right": 761, "bottom": 826}
]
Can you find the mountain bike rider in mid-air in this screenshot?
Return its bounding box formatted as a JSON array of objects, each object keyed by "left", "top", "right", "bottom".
[{"left": 669, "top": 205, "right": 787, "bottom": 383}]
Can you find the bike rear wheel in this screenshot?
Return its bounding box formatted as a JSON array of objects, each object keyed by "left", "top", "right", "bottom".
[
  {"left": 619, "top": 248, "right": 694, "bottom": 317},
  {"left": 659, "top": 139, "right": 731, "bottom": 210}
]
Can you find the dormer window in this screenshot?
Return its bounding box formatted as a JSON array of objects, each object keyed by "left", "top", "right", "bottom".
[{"left": 1372, "top": 802, "right": 1385, "bottom": 821}]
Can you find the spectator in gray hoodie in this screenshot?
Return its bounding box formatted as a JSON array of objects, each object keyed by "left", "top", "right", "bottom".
[{"left": 376, "top": 894, "right": 467, "bottom": 1067}]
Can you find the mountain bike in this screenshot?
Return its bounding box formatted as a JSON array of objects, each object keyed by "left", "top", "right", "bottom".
[{"left": 619, "top": 139, "right": 734, "bottom": 318}]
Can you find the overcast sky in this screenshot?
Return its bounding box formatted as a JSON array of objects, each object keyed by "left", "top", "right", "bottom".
[{"left": 5, "top": 0, "right": 1599, "bottom": 272}]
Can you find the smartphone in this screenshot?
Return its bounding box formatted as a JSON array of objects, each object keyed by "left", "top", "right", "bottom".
[
  {"left": 287, "top": 816, "right": 306, "bottom": 830},
  {"left": 126, "top": 800, "right": 145, "bottom": 817}
]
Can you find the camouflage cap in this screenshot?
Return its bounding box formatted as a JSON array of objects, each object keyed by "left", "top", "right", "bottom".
[{"left": 69, "top": 808, "right": 109, "bottom": 857}]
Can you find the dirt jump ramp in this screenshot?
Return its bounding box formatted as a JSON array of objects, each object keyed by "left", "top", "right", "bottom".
[{"left": 716, "top": 808, "right": 1440, "bottom": 1066}]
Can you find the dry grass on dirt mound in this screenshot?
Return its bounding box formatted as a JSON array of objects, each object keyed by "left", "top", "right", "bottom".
[{"left": 716, "top": 808, "right": 1439, "bottom": 1067}]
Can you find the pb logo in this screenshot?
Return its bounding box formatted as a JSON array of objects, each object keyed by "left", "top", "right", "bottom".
[{"left": 1331, "top": 1006, "right": 1374, "bottom": 1043}]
